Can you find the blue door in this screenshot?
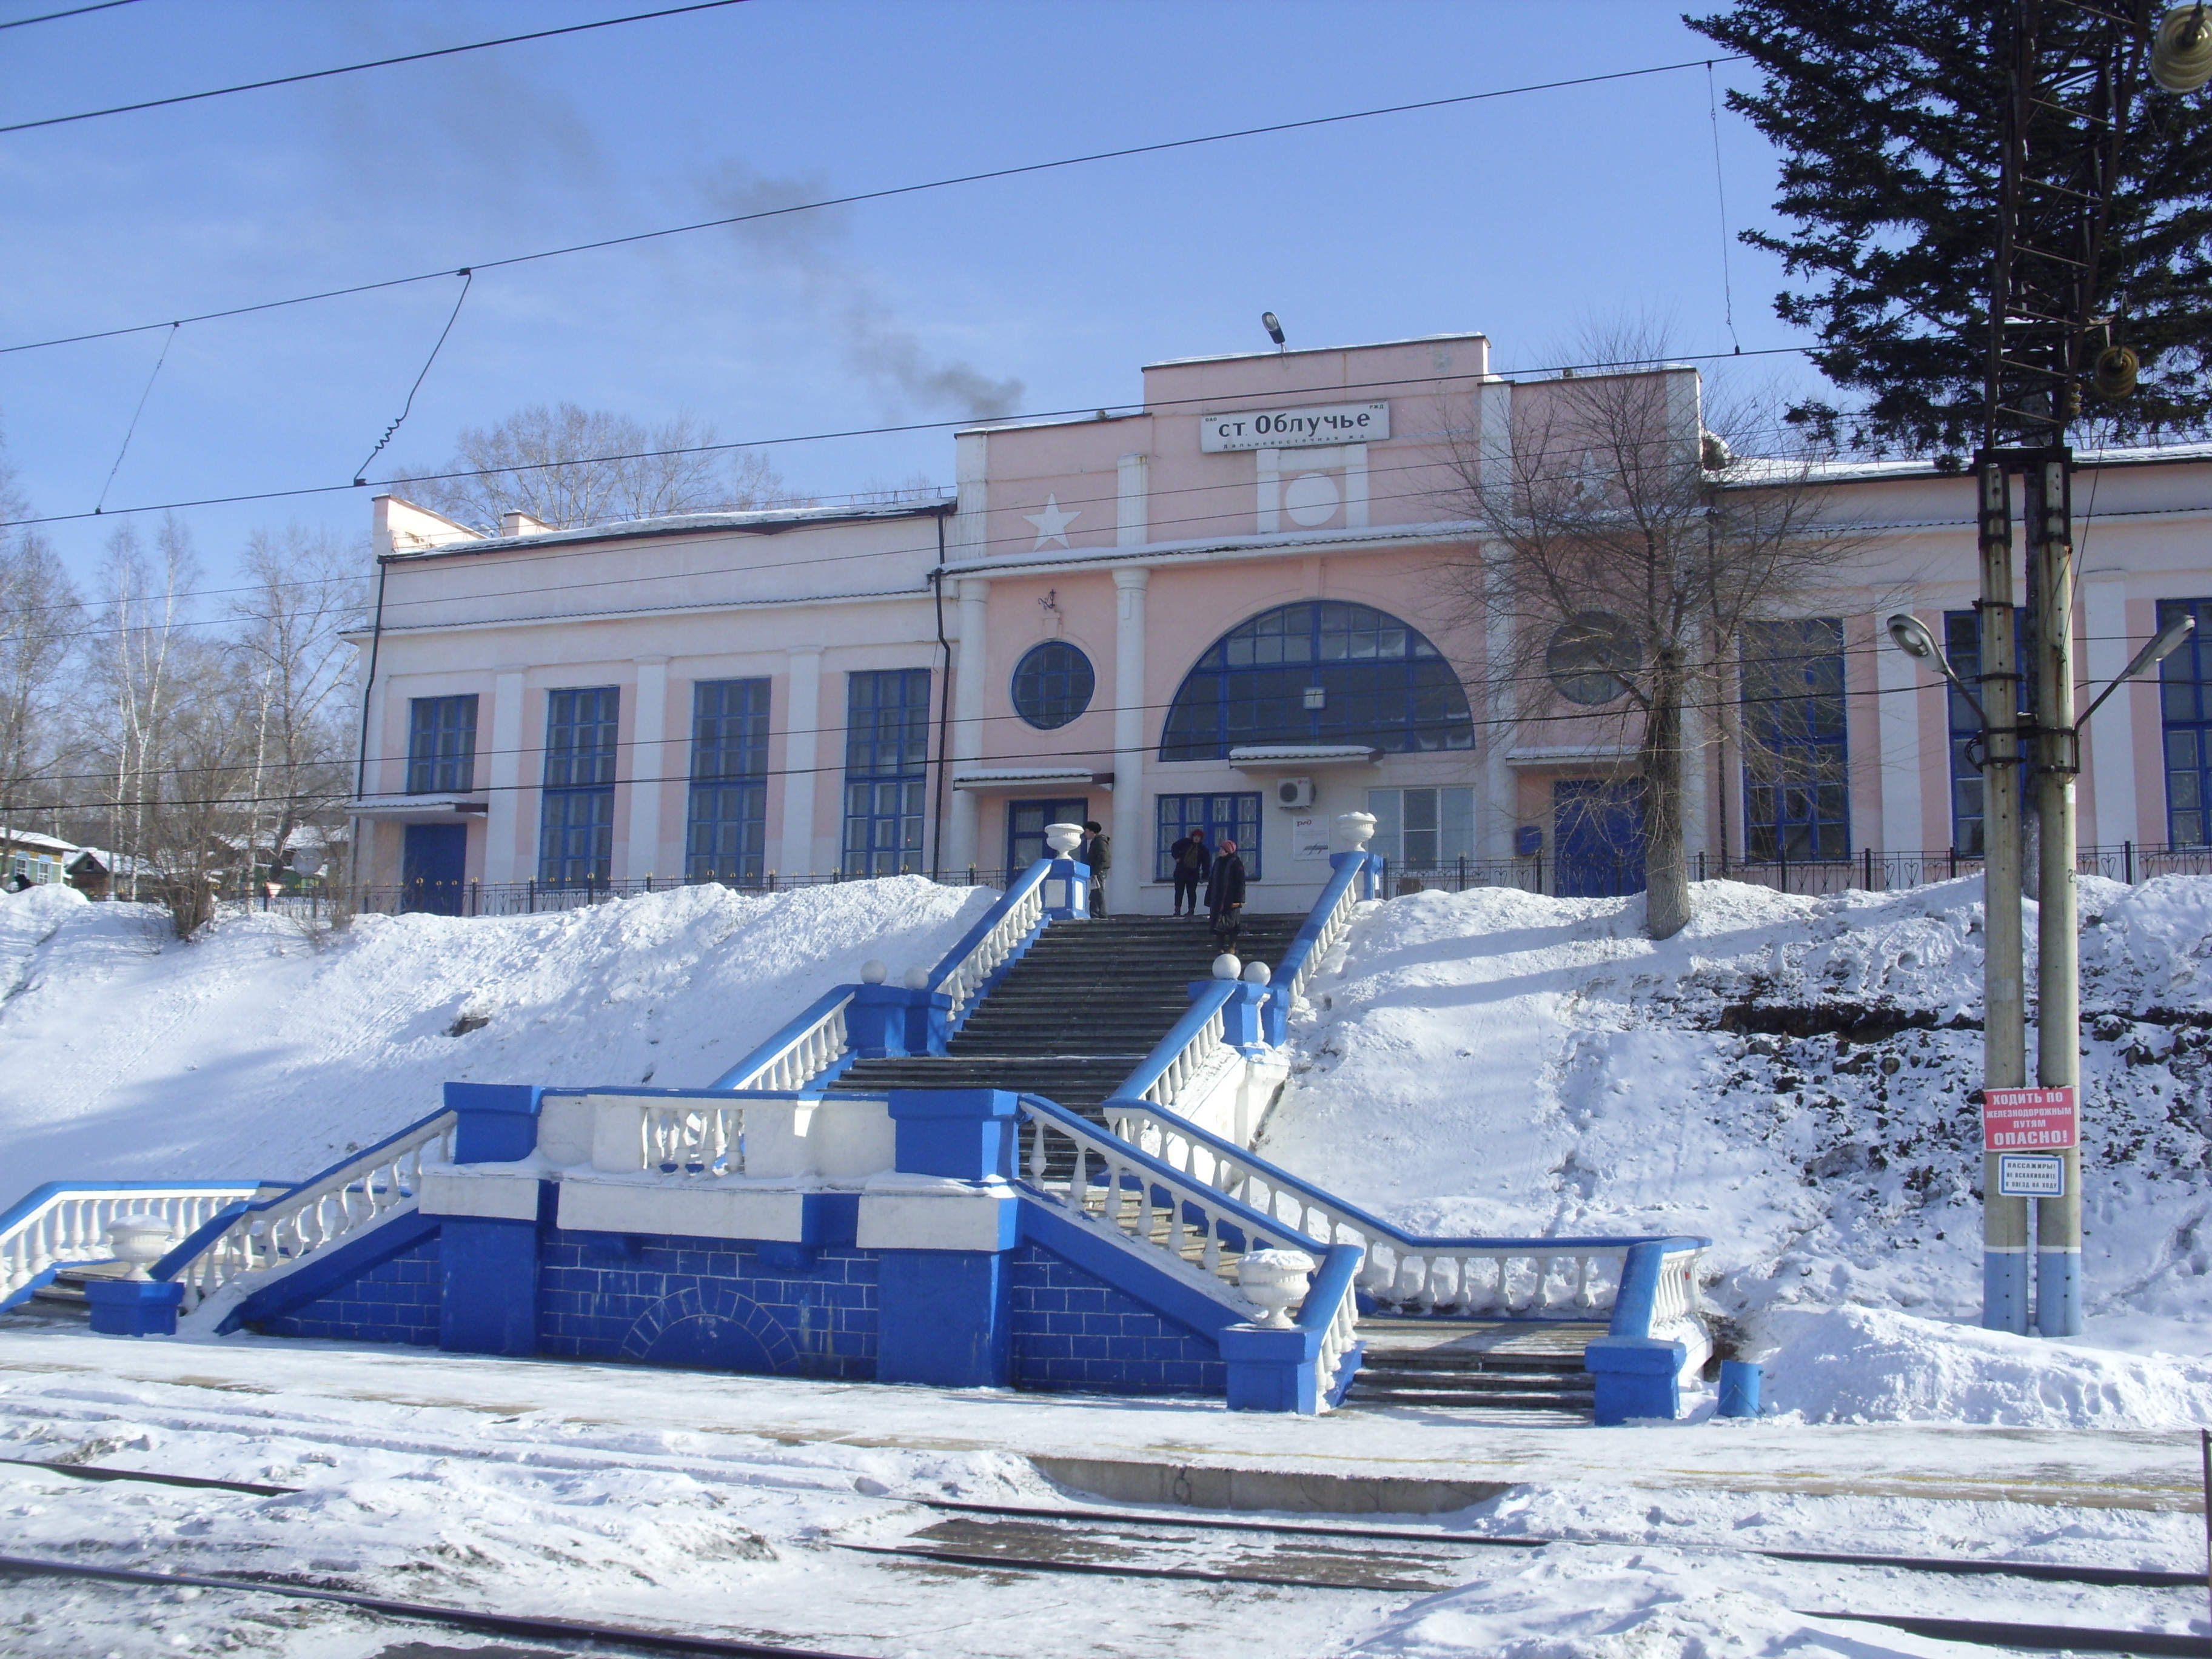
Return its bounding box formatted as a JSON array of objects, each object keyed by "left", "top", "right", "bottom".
[
  {"left": 1006, "top": 797, "right": 1090, "bottom": 876},
  {"left": 402, "top": 823, "right": 468, "bottom": 915},
  {"left": 1553, "top": 780, "right": 1645, "bottom": 898}
]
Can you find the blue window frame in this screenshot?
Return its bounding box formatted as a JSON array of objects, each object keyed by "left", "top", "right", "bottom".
[
  {"left": 843, "top": 669, "right": 931, "bottom": 877},
  {"left": 406, "top": 695, "right": 478, "bottom": 794},
  {"left": 1159, "top": 601, "right": 1473, "bottom": 762},
  {"left": 538, "top": 686, "right": 619, "bottom": 886},
  {"left": 1741, "top": 618, "right": 1849, "bottom": 861},
  {"left": 1156, "top": 793, "right": 1262, "bottom": 881},
  {"left": 687, "top": 678, "right": 770, "bottom": 882},
  {"left": 1941, "top": 609, "right": 2032, "bottom": 856},
  {"left": 2157, "top": 597, "right": 2212, "bottom": 847},
  {"left": 1011, "top": 641, "right": 1096, "bottom": 730}
]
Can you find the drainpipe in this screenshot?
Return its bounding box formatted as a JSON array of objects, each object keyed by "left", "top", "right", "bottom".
[
  {"left": 349, "top": 557, "right": 390, "bottom": 900},
  {"left": 930, "top": 511, "right": 953, "bottom": 883}
]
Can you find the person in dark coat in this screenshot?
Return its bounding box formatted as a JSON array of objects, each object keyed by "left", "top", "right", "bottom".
[
  {"left": 1168, "top": 826, "right": 1211, "bottom": 916},
  {"left": 1081, "top": 819, "right": 1110, "bottom": 916},
  {"left": 1205, "top": 837, "right": 1247, "bottom": 946}
]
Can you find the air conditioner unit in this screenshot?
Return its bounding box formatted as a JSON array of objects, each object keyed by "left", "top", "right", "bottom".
[{"left": 1274, "top": 776, "right": 1316, "bottom": 809}]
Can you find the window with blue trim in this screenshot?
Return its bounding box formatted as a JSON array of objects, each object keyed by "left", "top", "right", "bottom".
[
  {"left": 538, "top": 686, "right": 619, "bottom": 886},
  {"left": 1942, "top": 609, "right": 2031, "bottom": 856},
  {"left": 1010, "top": 640, "right": 1095, "bottom": 730},
  {"left": 1155, "top": 793, "right": 1262, "bottom": 880},
  {"left": 687, "top": 678, "right": 770, "bottom": 882},
  {"left": 1159, "top": 602, "right": 1473, "bottom": 762},
  {"left": 406, "top": 695, "right": 478, "bottom": 794},
  {"left": 843, "top": 668, "right": 931, "bottom": 877},
  {"left": 1741, "top": 618, "right": 1849, "bottom": 861},
  {"left": 2157, "top": 597, "right": 2212, "bottom": 847}
]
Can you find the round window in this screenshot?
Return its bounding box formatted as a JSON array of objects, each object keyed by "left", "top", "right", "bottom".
[
  {"left": 1546, "top": 612, "right": 1641, "bottom": 706},
  {"left": 1011, "top": 640, "right": 1096, "bottom": 729}
]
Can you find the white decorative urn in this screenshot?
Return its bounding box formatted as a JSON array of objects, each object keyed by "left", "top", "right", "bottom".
[
  {"left": 1333, "top": 811, "right": 1378, "bottom": 853},
  {"left": 106, "top": 1212, "right": 175, "bottom": 1282},
  {"left": 1044, "top": 822, "right": 1085, "bottom": 855},
  {"left": 1236, "top": 1248, "right": 1317, "bottom": 1329}
]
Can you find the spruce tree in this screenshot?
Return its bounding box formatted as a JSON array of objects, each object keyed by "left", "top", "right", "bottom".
[{"left": 1687, "top": 4, "right": 2212, "bottom": 455}]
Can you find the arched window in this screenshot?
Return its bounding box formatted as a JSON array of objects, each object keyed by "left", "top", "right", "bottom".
[
  {"left": 1010, "top": 640, "right": 1095, "bottom": 729},
  {"left": 1159, "top": 601, "right": 1473, "bottom": 761}
]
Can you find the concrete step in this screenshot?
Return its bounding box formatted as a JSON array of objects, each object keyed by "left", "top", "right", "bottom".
[{"left": 1343, "top": 1319, "right": 1601, "bottom": 1414}]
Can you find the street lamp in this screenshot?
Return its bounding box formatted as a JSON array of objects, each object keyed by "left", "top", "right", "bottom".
[
  {"left": 1886, "top": 614, "right": 1987, "bottom": 719},
  {"left": 2079, "top": 612, "right": 2194, "bottom": 725}
]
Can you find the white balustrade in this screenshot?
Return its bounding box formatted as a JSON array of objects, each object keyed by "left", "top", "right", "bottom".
[
  {"left": 1, "top": 1186, "right": 264, "bottom": 1307},
  {"left": 567, "top": 1093, "right": 894, "bottom": 1183},
  {"left": 1312, "top": 1267, "right": 1361, "bottom": 1402},
  {"left": 719, "top": 994, "right": 854, "bottom": 1093},
  {"left": 170, "top": 1113, "right": 457, "bottom": 1310},
  {"left": 935, "top": 876, "right": 1047, "bottom": 1027},
  {"left": 1284, "top": 866, "right": 1366, "bottom": 1006},
  {"left": 1139, "top": 1002, "right": 1239, "bottom": 1113}
]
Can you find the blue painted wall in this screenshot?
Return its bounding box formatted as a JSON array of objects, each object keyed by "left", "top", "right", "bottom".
[
  {"left": 1007, "top": 1243, "right": 1224, "bottom": 1395},
  {"left": 256, "top": 1238, "right": 441, "bottom": 1346}
]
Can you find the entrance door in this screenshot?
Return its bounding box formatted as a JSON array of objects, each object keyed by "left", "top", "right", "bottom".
[
  {"left": 402, "top": 822, "right": 468, "bottom": 916},
  {"left": 1552, "top": 780, "right": 1645, "bottom": 898},
  {"left": 1005, "top": 797, "right": 1090, "bottom": 876}
]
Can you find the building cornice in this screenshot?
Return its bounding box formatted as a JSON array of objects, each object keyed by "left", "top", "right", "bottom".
[
  {"left": 937, "top": 518, "right": 1487, "bottom": 581},
  {"left": 338, "top": 583, "right": 934, "bottom": 645}
]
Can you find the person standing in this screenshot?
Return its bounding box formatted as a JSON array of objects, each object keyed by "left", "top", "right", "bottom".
[
  {"left": 1205, "top": 836, "right": 1247, "bottom": 949},
  {"left": 1081, "top": 819, "right": 1111, "bottom": 917},
  {"left": 1168, "top": 825, "right": 1212, "bottom": 916}
]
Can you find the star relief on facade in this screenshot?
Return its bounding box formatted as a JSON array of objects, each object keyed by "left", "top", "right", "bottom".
[{"left": 1024, "top": 494, "right": 1079, "bottom": 549}]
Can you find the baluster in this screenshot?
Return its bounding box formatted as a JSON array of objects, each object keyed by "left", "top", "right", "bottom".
[
  {"left": 1201, "top": 1211, "right": 1222, "bottom": 1276},
  {"left": 1167, "top": 1184, "right": 1187, "bottom": 1257},
  {"left": 1026, "top": 1119, "right": 1046, "bottom": 1184},
  {"left": 1067, "top": 1133, "right": 1088, "bottom": 1210}
]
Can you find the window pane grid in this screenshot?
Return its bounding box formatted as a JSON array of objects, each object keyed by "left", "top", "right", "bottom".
[
  {"left": 2159, "top": 598, "right": 2212, "bottom": 847},
  {"left": 1742, "top": 619, "right": 1850, "bottom": 861},
  {"left": 1155, "top": 793, "right": 1262, "bottom": 880},
  {"left": 539, "top": 686, "right": 619, "bottom": 886},
  {"left": 687, "top": 679, "right": 771, "bottom": 881},
  {"left": 407, "top": 695, "right": 479, "bottom": 794},
  {"left": 843, "top": 669, "right": 931, "bottom": 876}
]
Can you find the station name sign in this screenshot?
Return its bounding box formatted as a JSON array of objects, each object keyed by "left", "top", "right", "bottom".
[
  {"left": 1200, "top": 401, "right": 1390, "bottom": 452},
  {"left": 1982, "top": 1085, "right": 2077, "bottom": 1151}
]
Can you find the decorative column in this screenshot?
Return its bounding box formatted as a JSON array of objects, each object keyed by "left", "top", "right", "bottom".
[
  {"left": 2082, "top": 572, "right": 2138, "bottom": 848},
  {"left": 1875, "top": 608, "right": 1926, "bottom": 857},
  {"left": 1116, "top": 454, "right": 1149, "bottom": 546},
  {"left": 948, "top": 579, "right": 988, "bottom": 871},
  {"left": 482, "top": 666, "right": 528, "bottom": 884},
  {"left": 1111, "top": 566, "right": 1150, "bottom": 914},
  {"left": 1476, "top": 378, "right": 1518, "bottom": 865},
  {"left": 781, "top": 646, "right": 823, "bottom": 878},
  {"left": 626, "top": 657, "right": 669, "bottom": 880}
]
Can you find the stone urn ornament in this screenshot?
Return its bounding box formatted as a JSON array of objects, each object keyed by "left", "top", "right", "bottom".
[
  {"left": 1044, "top": 822, "right": 1085, "bottom": 856},
  {"left": 105, "top": 1213, "right": 176, "bottom": 1281},
  {"left": 1236, "top": 1248, "right": 1317, "bottom": 1329},
  {"left": 1333, "top": 811, "right": 1378, "bottom": 853}
]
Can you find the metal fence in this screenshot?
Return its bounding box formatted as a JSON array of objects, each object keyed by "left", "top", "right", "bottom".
[{"left": 217, "top": 867, "right": 1028, "bottom": 921}]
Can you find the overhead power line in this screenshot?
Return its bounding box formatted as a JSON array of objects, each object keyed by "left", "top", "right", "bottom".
[
  {"left": 0, "top": 55, "right": 1745, "bottom": 357},
  {"left": 0, "top": 0, "right": 139, "bottom": 29},
  {"left": 0, "top": 0, "right": 751, "bottom": 135}
]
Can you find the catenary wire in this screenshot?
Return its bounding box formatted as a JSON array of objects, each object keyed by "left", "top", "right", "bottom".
[
  {"left": 350, "top": 270, "right": 472, "bottom": 486},
  {"left": 0, "top": 56, "right": 1746, "bottom": 355},
  {"left": 0, "top": 0, "right": 138, "bottom": 28},
  {"left": 92, "top": 321, "right": 178, "bottom": 514},
  {"left": 0, "top": 0, "right": 754, "bottom": 135}
]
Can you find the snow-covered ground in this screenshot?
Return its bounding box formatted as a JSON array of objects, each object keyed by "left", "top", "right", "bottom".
[
  {"left": 0, "top": 878, "right": 991, "bottom": 1193},
  {"left": 1269, "top": 874, "right": 2212, "bottom": 1424}
]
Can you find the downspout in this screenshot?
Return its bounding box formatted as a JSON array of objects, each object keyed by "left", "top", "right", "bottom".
[
  {"left": 349, "top": 556, "right": 390, "bottom": 899},
  {"left": 930, "top": 509, "right": 952, "bottom": 882}
]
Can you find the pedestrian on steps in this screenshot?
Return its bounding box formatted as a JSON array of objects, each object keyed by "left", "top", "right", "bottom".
[
  {"left": 1205, "top": 837, "right": 1247, "bottom": 950},
  {"left": 1081, "top": 819, "right": 1110, "bottom": 917},
  {"left": 1169, "top": 826, "right": 1211, "bottom": 916}
]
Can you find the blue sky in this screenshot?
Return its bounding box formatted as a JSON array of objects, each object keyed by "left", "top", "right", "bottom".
[{"left": 0, "top": 0, "right": 1819, "bottom": 589}]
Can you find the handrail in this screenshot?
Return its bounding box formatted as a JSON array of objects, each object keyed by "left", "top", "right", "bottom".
[
  {"left": 709, "top": 987, "right": 857, "bottom": 1093},
  {"left": 1301, "top": 1241, "right": 1366, "bottom": 1406},
  {"left": 1114, "top": 978, "right": 1240, "bottom": 1108},
  {"left": 928, "top": 858, "right": 1053, "bottom": 1031},
  {"left": 1101, "top": 1094, "right": 1707, "bottom": 1321},
  {"left": 1, "top": 1182, "right": 269, "bottom": 1311},
  {"left": 1270, "top": 851, "right": 1374, "bottom": 1013}
]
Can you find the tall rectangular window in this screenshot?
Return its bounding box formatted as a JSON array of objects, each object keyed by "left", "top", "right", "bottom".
[
  {"left": 1941, "top": 609, "right": 2033, "bottom": 856},
  {"left": 687, "top": 678, "right": 771, "bottom": 882},
  {"left": 538, "top": 686, "right": 619, "bottom": 886},
  {"left": 1366, "top": 786, "right": 1475, "bottom": 870},
  {"left": 1155, "top": 793, "right": 1263, "bottom": 880},
  {"left": 2157, "top": 597, "right": 2212, "bottom": 847},
  {"left": 842, "top": 669, "right": 931, "bottom": 877},
  {"left": 406, "top": 695, "right": 478, "bottom": 794},
  {"left": 1742, "top": 618, "right": 1849, "bottom": 861}
]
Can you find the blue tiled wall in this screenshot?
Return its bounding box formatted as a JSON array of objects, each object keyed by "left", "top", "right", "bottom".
[
  {"left": 537, "top": 1230, "right": 879, "bottom": 1380},
  {"left": 257, "top": 1238, "right": 441, "bottom": 1346},
  {"left": 1008, "top": 1243, "right": 1225, "bottom": 1396}
]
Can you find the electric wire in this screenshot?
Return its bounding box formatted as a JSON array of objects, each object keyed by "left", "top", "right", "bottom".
[
  {"left": 92, "top": 320, "right": 177, "bottom": 514},
  {"left": 350, "top": 270, "right": 472, "bottom": 487},
  {"left": 1706, "top": 60, "right": 1743, "bottom": 356},
  {"left": 0, "top": 55, "right": 1746, "bottom": 355},
  {"left": 0, "top": 0, "right": 752, "bottom": 135},
  {"left": 0, "top": 0, "right": 138, "bottom": 28}
]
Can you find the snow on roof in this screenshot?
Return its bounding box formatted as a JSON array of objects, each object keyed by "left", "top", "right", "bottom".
[
  {"left": 384, "top": 494, "right": 957, "bottom": 560},
  {"left": 0, "top": 827, "right": 75, "bottom": 854}
]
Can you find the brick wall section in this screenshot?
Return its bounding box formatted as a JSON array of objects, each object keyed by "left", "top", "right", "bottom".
[
  {"left": 1008, "top": 1243, "right": 1225, "bottom": 1395},
  {"left": 537, "top": 1229, "right": 879, "bottom": 1380},
  {"left": 257, "top": 1238, "right": 441, "bottom": 1346}
]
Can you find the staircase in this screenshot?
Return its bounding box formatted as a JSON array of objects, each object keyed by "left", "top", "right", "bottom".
[
  {"left": 1345, "top": 1318, "right": 1602, "bottom": 1412},
  {"left": 3, "top": 1262, "right": 130, "bottom": 1326},
  {"left": 833, "top": 914, "right": 1304, "bottom": 1127}
]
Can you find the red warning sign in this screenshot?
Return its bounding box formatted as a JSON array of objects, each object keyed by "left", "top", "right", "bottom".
[{"left": 1983, "top": 1086, "right": 2077, "bottom": 1151}]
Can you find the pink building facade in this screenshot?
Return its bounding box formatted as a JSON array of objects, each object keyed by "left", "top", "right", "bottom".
[{"left": 347, "top": 332, "right": 2212, "bottom": 913}]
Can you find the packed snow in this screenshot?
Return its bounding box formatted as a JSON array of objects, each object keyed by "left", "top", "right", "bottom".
[
  {"left": 0, "top": 877, "right": 991, "bottom": 1194},
  {"left": 1269, "top": 874, "right": 2212, "bottom": 1428}
]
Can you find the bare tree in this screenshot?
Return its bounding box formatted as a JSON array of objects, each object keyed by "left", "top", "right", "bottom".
[
  {"left": 0, "top": 452, "right": 82, "bottom": 834},
  {"left": 1435, "top": 329, "right": 1866, "bottom": 937},
  {"left": 390, "top": 403, "right": 788, "bottom": 532},
  {"left": 92, "top": 518, "right": 199, "bottom": 905}
]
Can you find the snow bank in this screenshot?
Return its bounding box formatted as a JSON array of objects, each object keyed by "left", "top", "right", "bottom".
[
  {"left": 1268, "top": 874, "right": 2212, "bottom": 1393},
  {"left": 1753, "top": 1304, "right": 2212, "bottom": 1429},
  {"left": 0, "top": 877, "right": 990, "bottom": 1192}
]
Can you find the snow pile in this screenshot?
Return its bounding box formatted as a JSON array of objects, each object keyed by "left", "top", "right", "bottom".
[
  {"left": 1269, "top": 874, "right": 2212, "bottom": 1418},
  {"left": 0, "top": 877, "right": 990, "bottom": 1193}
]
